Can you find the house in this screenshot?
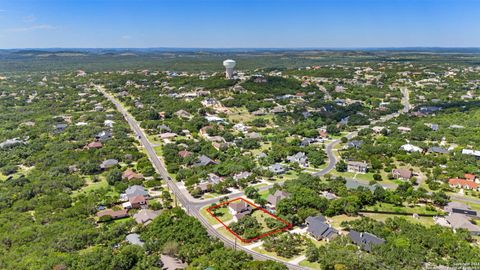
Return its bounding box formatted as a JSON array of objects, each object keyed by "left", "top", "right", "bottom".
[
  {"left": 391, "top": 168, "right": 412, "bottom": 180},
  {"left": 233, "top": 171, "right": 252, "bottom": 181},
  {"left": 428, "top": 146, "right": 448, "bottom": 154},
  {"left": 0, "top": 138, "right": 26, "bottom": 149},
  {"left": 347, "top": 230, "right": 385, "bottom": 252},
  {"left": 96, "top": 130, "right": 113, "bottom": 142},
  {"left": 445, "top": 213, "right": 480, "bottom": 235},
  {"left": 85, "top": 141, "right": 103, "bottom": 149},
  {"left": 122, "top": 169, "right": 144, "bottom": 181},
  {"left": 100, "top": 159, "right": 119, "bottom": 169},
  {"left": 462, "top": 149, "right": 480, "bottom": 159},
  {"left": 128, "top": 195, "right": 147, "bottom": 209},
  {"left": 53, "top": 123, "right": 68, "bottom": 133},
  {"left": 371, "top": 126, "right": 385, "bottom": 134},
  {"left": 400, "top": 144, "right": 422, "bottom": 153},
  {"left": 271, "top": 106, "right": 285, "bottom": 114},
  {"left": 159, "top": 132, "right": 177, "bottom": 140},
  {"left": 125, "top": 185, "right": 149, "bottom": 199},
  {"left": 346, "top": 140, "right": 363, "bottom": 149},
  {"left": 207, "top": 173, "right": 224, "bottom": 185},
  {"left": 397, "top": 126, "right": 411, "bottom": 133},
  {"left": 448, "top": 178, "right": 479, "bottom": 191},
  {"left": 305, "top": 215, "right": 338, "bottom": 241},
  {"left": 267, "top": 190, "right": 289, "bottom": 208},
  {"left": 228, "top": 200, "right": 253, "bottom": 222},
  {"left": 268, "top": 163, "right": 286, "bottom": 174},
  {"left": 133, "top": 209, "right": 160, "bottom": 224},
  {"left": 321, "top": 191, "right": 337, "bottom": 200},
  {"left": 286, "top": 152, "right": 309, "bottom": 167},
  {"left": 104, "top": 120, "right": 115, "bottom": 128},
  {"left": 175, "top": 110, "right": 192, "bottom": 119},
  {"left": 96, "top": 209, "right": 128, "bottom": 220},
  {"left": 178, "top": 150, "right": 192, "bottom": 158},
  {"left": 245, "top": 132, "right": 262, "bottom": 140},
  {"left": 347, "top": 161, "right": 368, "bottom": 174},
  {"left": 126, "top": 233, "right": 144, "bottom": 247},
  {"left": 160, "top": 255, "right": 187, "bottom": 270},
  {"left": 193, "top": 155, "right": 218, "bottom": 167}
]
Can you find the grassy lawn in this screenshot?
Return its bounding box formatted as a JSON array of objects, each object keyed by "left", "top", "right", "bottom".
[
  {"left": 200, "top": 205, "right": 233, "bottom": 225},
  {"left": 363, "top": 202, "right": 443, "bottom": 215},
  {"left": 72, "top": 175, "right": 110, "bottom": 196},
  {"left": 329, "top": 215, "right": 361, "bottom": 229},
  {"left": 251, "top": 209, "right": 281, "bottom": 234},
  {"left": 362, "top": 213, "right": 436, "bottom": 227},
  {"left": 252, "top": 182, "right": 268, "bottom": 188},
  {"left": 259, "top": 189, "right": 270, "bottom": 200},
  {"left": 299, "top": 259, "right": 321, "bottom": 269},
  {"left": 153, "top": 145, "right": 163, "bottom": 157}
]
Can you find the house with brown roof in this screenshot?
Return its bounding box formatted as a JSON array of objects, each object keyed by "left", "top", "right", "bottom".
[
  {"left": 128, "top": 195, "right": 147, "bottom": 209},
  {"left": 178, "top": 150, "right": 192, "bottom": 158},
  {"left": 392, "top": 168, "right": 412, "bottom": 180},
  {"left": 122, "top": 169, "right": 144, "bottom": 181},
  {"left": 96, "top": 209, "right": 129, "bottom": 220},
  {"left": 85, "top": 141, "right": 102, "bottom": 149}
]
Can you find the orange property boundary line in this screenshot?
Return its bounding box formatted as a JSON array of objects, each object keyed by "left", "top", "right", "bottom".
[{"left": 206, "top": 197, "right": 293, "bottom": 243}]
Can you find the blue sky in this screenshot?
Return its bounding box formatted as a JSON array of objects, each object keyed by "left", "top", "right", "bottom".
[{"left": 0, "top": 0, "right": 479, "bottom": 48}]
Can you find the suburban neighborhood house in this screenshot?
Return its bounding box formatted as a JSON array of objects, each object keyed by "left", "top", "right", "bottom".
[
  {"left": 267, "top": 190, "right": 289, "bottom": 209},
  {"left": 391, "top": 168, "right": 413, "bottom": 180},
  {"left": 305, "top": 215, "right": 338, "bottom": 242},
  {"left": 228, "top": 200, "right": 253, "bottom": 222},
  {"left": 448, "top": 174, "right": 480, "bottom": 191},
  {"left": 347, "top": 230, "right": 385, "bottom": 252},
  {"left": 347, "top": 161, "right": 368, "bottom": 174}
]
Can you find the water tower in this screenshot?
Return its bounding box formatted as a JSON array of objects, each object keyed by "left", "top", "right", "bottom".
[{"left": 223, "top": 59, "right": 236, "bottom": 79}]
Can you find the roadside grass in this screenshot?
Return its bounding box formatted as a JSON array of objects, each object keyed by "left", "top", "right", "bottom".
[
  {"left": 201, "top": 205, "right": 233, "bottom": 225},
  {"left": 252, "top": 246, "right": 292, "bottom": 261},
  {"left": 299, "top": 259, "right": 321, "bottom": 269}
]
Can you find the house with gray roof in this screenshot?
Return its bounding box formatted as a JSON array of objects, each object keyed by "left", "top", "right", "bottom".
[
  {"left": 268, "top": 163, "right": 286, "bottom": 174},
  {"left": 287, "top": 152, "right": 308, "bottom": 167},
  {"left": 125, "top": 185, "right": 148, "bottom": 199},
  {"left": 228, "top": 200, "right": 253, "bottom": 222},
  {"left": 100, "top": 159, "right": 119, "bottom": 169},
  {"left": 267, "top": 190, "right": 289, "bottom": 208},
  {"left": 428, "top": 146, "right": 448, "bottom": 154},
  {"left": 306, "top": 215, "right": 338, "bottom": 241},
  {"left": 126, "top": 233, "right": 144, "bottom": 247},
  {"left": 193, "top": 155, "right": 218, "bottom": 167},
  {"left": 347, "top": 230, "right": 385, "bottom": 252},
  {"left": 445, "top": 213, "right": 480, "bottom": 235},
  {"left": 133, "top": 209, "right": 160, "bottom": 225}
]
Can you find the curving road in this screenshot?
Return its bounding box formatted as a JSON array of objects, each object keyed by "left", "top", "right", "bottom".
[{"left": 96, "top": 86, "right": 306, "bottom": 270}]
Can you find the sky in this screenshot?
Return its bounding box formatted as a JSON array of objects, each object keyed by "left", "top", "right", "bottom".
[{"left": 0, "top": 0, "right": 479, "bottom": 49}]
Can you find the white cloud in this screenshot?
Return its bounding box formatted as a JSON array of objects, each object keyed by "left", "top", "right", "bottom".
[
  {"left": 6, "top": 24, "right": 58, "bottom": 32},
  {"left": 121, "top": 35, "right": 132, "bottom": 40}
]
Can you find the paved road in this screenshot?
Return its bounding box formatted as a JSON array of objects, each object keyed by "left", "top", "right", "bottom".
[
  {"left": 97, "top": 86, "right": 306, "bottom": 270},
  {"left": 313, "top": 87, "right": 410, "bottom": 179}
]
